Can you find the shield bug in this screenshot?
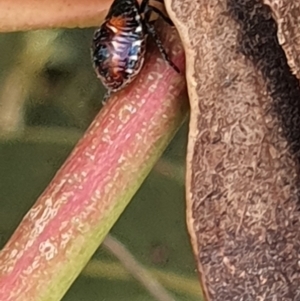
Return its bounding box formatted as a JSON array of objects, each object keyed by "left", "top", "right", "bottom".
[{"left": 91, "top": 0, "right": 180, "bottom": 102}]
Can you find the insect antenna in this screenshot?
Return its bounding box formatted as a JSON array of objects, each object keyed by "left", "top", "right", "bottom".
[
  {"left": 144, "top": 9, "right": 180, "bottom": 73},
  {"left": 141, "top": 0, "right": 180, "bottom": 73},
  {"left": 145, "top": 21, "right": 180, "bottom": 73}
]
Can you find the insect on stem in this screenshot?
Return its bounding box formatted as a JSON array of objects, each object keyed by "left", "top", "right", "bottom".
[{"left": 92, "top": 0, "right": 180, "bottom": 104}]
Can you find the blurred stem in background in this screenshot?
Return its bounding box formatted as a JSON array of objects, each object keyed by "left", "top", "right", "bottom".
[
  {"left": 0, "top": 30, "right": 60, "bottom": 137},
  {"left": 102, "top": 234, "right": 177, "bottom": 301}
]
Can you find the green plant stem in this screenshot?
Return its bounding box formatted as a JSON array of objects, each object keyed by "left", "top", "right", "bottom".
[{"left": 84, "top": 258, "right": 202, "bottom": 299}]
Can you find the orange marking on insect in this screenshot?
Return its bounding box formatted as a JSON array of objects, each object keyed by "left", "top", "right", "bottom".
[{"left": 109, "top": 16, "right": 127, "bottom": 30}]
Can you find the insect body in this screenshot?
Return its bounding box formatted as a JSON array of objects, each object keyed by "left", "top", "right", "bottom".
[{"left": 92, "top": 0, "right": 180, "bottom": 102}]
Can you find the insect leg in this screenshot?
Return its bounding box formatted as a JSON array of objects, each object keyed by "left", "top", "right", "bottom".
[
  {"left": 102, "top": 90, "right": 111, "bottom": 105},
  {"left": 148, "top": 5, "right": 174, "bottom": 25},
  {"left": 140, "top": 0, "right": 149, "bottom": 13},
  {"left": 141, "top": 0, "right": 174, "bottom": 26},
  {"left": 146, "top": 0, "right": 168, "bottom": 5},
  {"left": 145, "top": 21, "right": 180, "bottom": 73}
]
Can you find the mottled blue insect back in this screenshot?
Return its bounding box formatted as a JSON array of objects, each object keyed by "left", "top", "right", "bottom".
[{"left": 92, "top": 0, "right": 180, "bottom": 102}]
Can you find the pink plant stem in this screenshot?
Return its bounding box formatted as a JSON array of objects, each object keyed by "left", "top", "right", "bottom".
[{"left": 0, "top": 24, "right": 188, "bottom": 301}]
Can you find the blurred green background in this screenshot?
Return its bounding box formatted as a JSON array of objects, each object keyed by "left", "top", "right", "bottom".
[{"left": 0, "top": 29, "right": 201, "bottom": 301}]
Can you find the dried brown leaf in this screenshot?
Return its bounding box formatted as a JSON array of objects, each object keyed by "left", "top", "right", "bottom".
[{"left": 166, "top": 0, "right": 300, "bottom": 300}]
